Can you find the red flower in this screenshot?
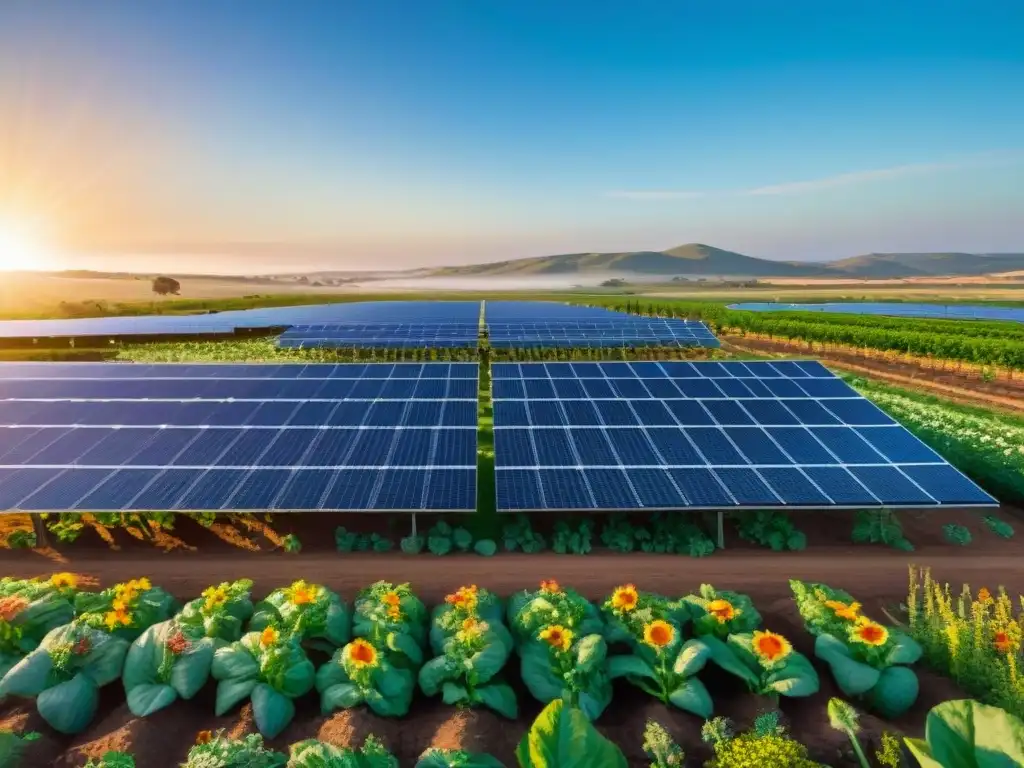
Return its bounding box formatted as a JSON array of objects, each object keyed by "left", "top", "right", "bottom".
[
  {"left": 72, "top": 637, "right": 92, "bottom": 656},
  {"left": 166, "top": 630, "right": 190, "bottom": 656}
]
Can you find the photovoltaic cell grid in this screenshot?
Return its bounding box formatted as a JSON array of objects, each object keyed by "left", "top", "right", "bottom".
[
  {"left": 0, "top": 362, "right": 479, "bottom": 512},
  {"left": 491, "top": 360, "right": 996, "bottom": 511},
  {"left": 278, "top": 322, "right": 480, "bottom": 349},
  {"left": 487, "top": 319, "right": 720, "bottom": 348}
]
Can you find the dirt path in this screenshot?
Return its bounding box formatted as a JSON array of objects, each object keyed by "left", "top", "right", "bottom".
[{"left": 724, "top": 336, "right": 1024, "bottom": 414}]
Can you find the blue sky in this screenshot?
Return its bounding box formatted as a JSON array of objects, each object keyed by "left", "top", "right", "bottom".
[{"left": 1, "top": 0, "right": 1022, "bottom": 271}]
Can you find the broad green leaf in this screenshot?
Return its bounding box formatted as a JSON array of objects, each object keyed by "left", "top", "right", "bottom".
[
  {"left": 606, "top": 654, "right": 657, "bottom": 682},
  {"left": 672, "top": 639, "right": 710, "bottom": 677},
  {"left": 315, "top": 653, "right": 351, "bottom": 692},
  {"left": 415, "top": 749, "right": 506, "bottom": 768},
  {"left": 211, "top": 642, "right": 260, "bottom": 682},
  {"left": 519, "top": 643, "right": 564, "bottom": 703},
  {"left": 765, "top": 652, "right": 820, "bottom": 698},
  {"left": 515, "top": 698, "right": 626, "bottom": 768},
  {"left": 474, "top": 682, "right": 518, "bottom": 719},
  {"left": 419, "top": 656, "right": 456, "bottom": 697},
  {"left": 170, "top": 638, "right": 216, "bottom": 700},
  {"left": 885, "top": 631, "right": 923, "bottom": 666},
  {"left": 701, "top": 635, "right": 759, "bottom": 687},
  {"left": 668, "top": 678, "right": 713, "bottom": 719},
  {"left": 908, "top": 699, "right": 1024, "bottom": 767},
  {"left": 469, "top": 634, "right": 511, "bottom": 684},
  {"left": 574, "top": 635, "right": 606, "bottom": 674},
  {"left": 904, "top": 738, "right": 946, "bottom": 768},
  {"left": 577, "top": 679, "right": 612, "bottom": 722},
  {"left": 126, "top": 682, "right": 177, "bottom": 717},
  {"left": 387, "top": 631, "right": 424, "bottom": 667},
  {"left": 215, "top": 677, "right": 258, "bottom": 716},
  {"left": 279, "top": 657, "right": 316, "bottom": 699},
  {"left": 252, "top": 683, "right": 296, "bottom": 739},
  {"left": 868, "top": 666, "right": 919, "bottom": 718},
  {"left": 80, "top": 632, "right": 129, "bottom": 687},
  {"left": 122, "top": 624, "right": 162, "bottom": 691},
  {"left": 0, "top": 650, "right": 53, "bottom": 697},
  {"left": 323, "top": 600, "right": 351, "bottom": 648},
  {"left": 443, "top": 681, "right": 470, "bottom": 706},
  {"left": 814, "top": 633, "right": 880, "bottom": 696},
  {"left": 813, "top": 632, "right": 852, "bottom": 663},
  {"left": 365, "top": 685, "right": 413, "bottom": 717},
  {"left": 37, "top": 673, "right": 98, "bottom": 734},
  {"left": 320, "top": 681, "right": 364, "bottom": 713}
]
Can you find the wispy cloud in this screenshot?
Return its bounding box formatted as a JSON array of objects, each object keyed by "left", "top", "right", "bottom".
[{"left": 604, "top": 189, "right": 706, "bottom": 200}]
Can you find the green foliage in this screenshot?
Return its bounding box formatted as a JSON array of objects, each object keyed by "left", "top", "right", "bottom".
[
  {"left": 905, "top": 699, "right": 1024, "bottom": 767},
  {"left": 501, "top": 514, "right": 546, "bottom": 553},
  {"left": 552, "top": 519, "right": 593, "bottom": 555},
  {"left": 249, "top": 581, "right": 350, "bottom": 651},
  {"left": 827, "top": 698, "right": 871, "bottom": 768},
  {"left": 83, "top": 751, "right": 135, "bottom": 768},
  {"left": 415, "top": 748, "right": 504, "bottom": 767},
  {"left": 0, "top": 730, "right": 40, "bottom": 767},
  {"left": 735, "top": 511, "right": 806, "bottom": 552},
  {"left": 336, "top": 527, "right": 393, "bottom": 554},
  {"left": 288, "top": 735, "right": 397, "bottom": 767},
  {"left": 281, "top": 534, "right": 302, "bottom": 554},
  {"left": 700, "top": 717, "right": 733, "bottom": 746},
  {"left": 473, "top": 539, "right": 497, "bottom": 556},
  {"left": 875, "top": 732, "right": 904, "bottom": 768},
  {"left": 46, "top": 514, "right": 85, "bottom": 544},
  {"left": 400, "top": 535, "right": 424, "bottom": 555},
  {"left": 752, "top": 711, "right": 783, "bottom": 738},
  {"left": 189, "top": 512, "right": 218, "bottom": 528},
  {"left": 182, "top": 731, "right": 284, "bottom": 768},
  {"left": 942, "top": 524, "right": 972, "bottom": 547},
  {"left": 851, "top": 510, "right": 914, "bottom": 552},
  {"left": 983, "top": 515, "right": 1014, "bottom": 539},
  {"left": 5, "top": 530, "right": 36, "bottom": 549},
  {"left": 641, "top": 512, "right": 715, "bottom": 557},
  {"left": 600, "top": 514, "right": 643, "bottom": 553},
  {"left": 515, "top": 699, "right": 626, "bottom": 768},
  {"left": 423, "top": 520, "right": 472, "bottom": 556},
  {"left": 641, "top": 720, "right": 685, "bottom": 767},
  {"left": 706, "top": 730, "right": 825, "bottom": 768}
]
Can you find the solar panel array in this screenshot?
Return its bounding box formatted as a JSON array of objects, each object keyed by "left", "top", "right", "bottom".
[
  {"left": 491, "top": 360, "right": 995, "bottom": 511},
  {"left": 487, "top": 319, "right": 719, "bottom": 348},
  {"left": 0, "top": 362, "right": 478, "bottom": 512},
  {"left": 730, "top": 302, "right": 1024, "bottom": 323},
  {"left": 278, "top": 323, "right": 480, "bottom": 349}
]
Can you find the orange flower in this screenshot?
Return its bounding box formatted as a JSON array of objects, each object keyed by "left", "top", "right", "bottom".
[
  {"left": 643, "top": 620, "right": 675, "bottom": 649},
  {"left": 0, "top": 596, "right": 29, "bottom": 622},
  {"left": 539, "top": 579, "right": 560, "bottom": 594},
  {"left": 611, "top": 585, "right": 639, "bottom": 612},
  {"left": 290, "top": 582, "right": 316, "bottom": 606},
  {"left": 104, "top": 608, "right": 132, "bottom": 630},
  {"left": 825, "top": 600, "right": 862, "bottom": 621},
  {"left": 852, "top": 620, "right": 889, "bottom": 647},
  {"left": 752, "top": 630, "right": 792, "bottom": 663},
  {"left": 462, "top": 617, "right": 480, "bottom": 632},
  {"left": 539, "top": 625, "right": 573, "bottom": 652},
  {"left": 260, "top": 626, "right": 280, "bottom": 646},
  {"left": 978, "top": 587, "right": 992, "bottom": 603},
  {"left": 994, "top": 631, "right": 1013, "bottom": 654},
  {"left": 444, "top": 586, "right": 478, "bottom": 612},
  {"left": 708, "top": 599, "right": 739, "bottom": 623},
  {"left": 50, "top": 572, "right": 79, "bottom": 590},
  {"left": 386, "top": 604, "right": 401, "bottom": 620},
  {"left": 166, "top": 630, "right": 190, "bottom": 655},
  {"left": 347, "top": 638, "right": 378, "bottom": 668},
  {"left": 196, "top": 730, "right": 213, "bottom": 745},
  {"left": 382, "top": 591, "right": 401, "bottom": 608}
]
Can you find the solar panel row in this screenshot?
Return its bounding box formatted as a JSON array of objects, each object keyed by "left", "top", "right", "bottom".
[
  {"left": 487, "top": 319, "right": 719, "bottom": 349},
  {"left": 278, "top": 322, "right": 481, "bottom": 350},
  {"left": 0, "top": 363, "right": 481, "bottom": 379}
]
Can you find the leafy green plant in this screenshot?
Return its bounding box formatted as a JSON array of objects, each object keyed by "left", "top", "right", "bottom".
[
  {"left": 875, "top": 731, "right": 904, "bottom": 767},
  {"left": 122, "top": 622, "right": 218, "bottom": 717},
  {"left": 501, "top": 514, "right": 546, "bottom": 553},
  {"left": 473, "top": 539, "right": 497, "bottom": 556},
  {"left": 515, "top": 698, "right": 626, "bottom": 768},
  {"left": 83, "top": 751, "right": 135, "bottom": 768},
  {"left": 212, "top": 629, "right": 315, "bottom": 737},
  {"left": 177, "top": 580, "right": 254, "bottom": 643},
  {"left": 401, "top": 534, "right": 424, "bottom": 554},
  {"left": 45, "top": 514, "right": 85, "bottom": 543},
  {"left": 943, "top": 523, "right": 972, "bottom": 546},
  {"left": 702, "top": 714, "right": 825, "bottom": 768},
  {"left": 182, "top": 730, "right": 284, "bottom": 768},
  {"left": 281, "top": 534, "right": 302, "bottom": 554},
  {"left": 415, "top": 748, "right": 504, "bottom": 767},
  {"left": 642, "top": 513, "right": 715, "bottom": 557},
  {"left": 288, "top": 735, "right": 397, "bottom": 767},
  {"left": 552, "top": 519, "right": 594, "bottom": 555},
  {"left": 699, "top": 629, "right": 819, "bottom": 702},
  {"left": 0, "top": 574, "right": 80, "bottom": 678},
  {"left": 0, "top": 622, "right": 130, "bottom": 733},
  {"left": 5, "top": 530, "right": 36, "bottom": 549},
  {"left": 983, "top": 515, "right": 1014, "bottom": 538},
  {"left": 249, "top": 580, "right": 350, "bottom": 652},
  {"left": 600, "top": 514, "right": 644, "bottom": 553},
  {"left": 642, "top": 720, "right": 685, "bottom": 767},
  {"left": 189, "top": 512, "right": 218, "bottom": 528},
  {"left": 75, "top": 578, "right": 178, "bottom": 642},
  {"left": 335, "top": 526, "right": 360, "bottom": 552},
  {"left": 791, "top": 579, "right": 922, "bottom": 718},
  {"left": 905, "top": 699, "right": 1024, "bottom": 766},
  {"left": 0, "top": 730, "right": 40, "bottom": 767},
  {"left": 336, "top": 527, "right": 393, "bottom": 553},
  {"left": 735, "top": 510, "right": 806, "bottom": 551},
  {"left": 682, "top": 584, "right": 761, "bottom": 640},
  {"left": 852, "top": 510, "right": 914, "bottom": 551},
  {"left": 826, "top": 698, "right": 871, "bottom": 768}
]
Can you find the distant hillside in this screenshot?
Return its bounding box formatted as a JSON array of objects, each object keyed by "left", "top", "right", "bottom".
[
  {"left": 429, "top": 243, "right": 833, "bottom": 278},
  {"left": 427, "top": 244, "right": 1024, "bottom": 279}
]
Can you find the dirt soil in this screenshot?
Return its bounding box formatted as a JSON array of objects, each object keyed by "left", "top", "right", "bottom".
[
  {"left": 0, "top": 507, "right": 1019, "bottom": 766},
  {"left": 724, "top": 335, "right": 1024, "bottom": 414}
]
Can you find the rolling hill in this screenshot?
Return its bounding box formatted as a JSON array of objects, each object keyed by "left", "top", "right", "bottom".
[{"left": 427, "top": 244, "right": 1024, "bottom": 279}]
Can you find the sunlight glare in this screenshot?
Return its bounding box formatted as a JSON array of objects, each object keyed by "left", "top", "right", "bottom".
[{"left": 0, "top": 218, "right": 54, "bottom": 271}]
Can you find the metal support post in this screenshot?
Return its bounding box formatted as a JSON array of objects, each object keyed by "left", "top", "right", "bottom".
[{"left": 717, "top": 510, "right": 725, "bottom": 550}]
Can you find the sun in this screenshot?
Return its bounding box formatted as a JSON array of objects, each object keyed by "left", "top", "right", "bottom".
[{"left": 0, "top": 219, "right": 54, "bottom": 271}]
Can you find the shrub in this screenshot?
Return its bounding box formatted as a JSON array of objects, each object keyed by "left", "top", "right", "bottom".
[
  {"left": 736, "top": 510, "right": 807, "bottom": 551},
  {"left": 249, "top": 581, "right": 350, "bottom": 652},
  {"left": 473, "top": 539, "right": 497, "bottom": 556},
  {"left": 852, "top": 510, "right": 914, "bottom": 551}
]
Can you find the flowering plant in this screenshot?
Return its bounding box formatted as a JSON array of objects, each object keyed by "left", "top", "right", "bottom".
[
  {"left": 75, "top": 578, "right": 177, "bottom": 641},
  {"left": 181, "top": 730, "right": 284, "bottom": 768},
  {"left": 682, "top": 584, "right": 762, "bottom": 639},
  {"left": 211, "top": 628, "right": 315, "bottom": 738},
  {"left": 0, "top": 574, "right": 80, "bottom": 677},
  {"left": 177, "top": 579, "right": 254, "bottom": 642},
  {"left": 353, "top": 581, "right": 428, "bottom": 654},
  {"left": 0, "top": 621, "right": 129, "bottom": 733},
  {"left": 601, "top": 585, "right": 712, "bottom": 718},
  {"left": 249, "top": 580, "right": 349, "bottom": 652},
  {"left": 507, "top": 580, "right": 603, "bottom": 643},
  {"left": 702, "top": 629, "right": 819, "bottom": 701},
  {"left": 791, "top": 579, "right": 921, "bottom": 717},
  {"left": 289, "top": 736, "right": 397, "bottom": 768}
]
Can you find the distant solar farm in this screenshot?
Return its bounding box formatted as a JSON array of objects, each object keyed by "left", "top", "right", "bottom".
[{"left": 0, "top": 299, "right": 997, "bottom": 534}]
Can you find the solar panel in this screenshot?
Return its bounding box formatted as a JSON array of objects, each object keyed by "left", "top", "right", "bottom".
[
  {"left": 491, "top": 360, "right": 996, "bottom": 511},
  {"left": 0, "top": 362, "right": 478, "bottom": 512},
  {"left": 487, "top": 319, "right": 720, "bottom": 348},
  {"left": 730, "top": 302, "right": 1024, "bottom": 324},
  {"left": 277, "top": 322, "right": 481, "bottom": 349}
]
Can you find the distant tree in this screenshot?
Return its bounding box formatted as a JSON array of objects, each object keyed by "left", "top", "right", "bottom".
[
  {"left": 152, "top": 276, "right": 181, "bottom": 296},
  {"left": 297, "top": 276, "right": 309, "bottom": 284},
  {"left": 312, "top": 280, "right": 322, "bottom": 287}
]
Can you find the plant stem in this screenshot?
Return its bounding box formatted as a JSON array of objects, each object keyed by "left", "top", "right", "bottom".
[{"left": 846, "top": 730, "right": 872, "bottom": 768}]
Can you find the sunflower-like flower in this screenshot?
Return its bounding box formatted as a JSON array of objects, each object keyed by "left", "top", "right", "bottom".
[
  {"left": 289, "top": 581, "right": 317, "bottom": 606},
  {"left": 50, "top": 572, "right": 79, "bottom": 590},
  {"left": 347, "top": 638, "right": 378, "bottom": 668},
  {"left": 752, "top": 630, "right": 792, "bottom": 663},
  {"left": 994, "top": 630, "right": 1013, "bottom": 654},
  {"left": 381, "top": 591, "right": 401, "bottom": 609},
  {"left": 260, "top": 626, "right": 280, "bottom": 647},
  {"left": 444, "top": 585, "right": 478, "bottom": 612},
  {"left": 386, "top": 604, "right": 401, "bottom": 620},
  {"left": 643, "top": 620, "right": 675, "bottom": 649},
  {"left": 825, "top": 600, "right": 862, "bottom": 621},
  {"left": 851, "top": 619, "right": 888, "bottom": 647},
  {"left": 202, "top": 586, "right": 229, "bottom": 612},
  {"left": 104, "top": 607, "right": 132, "bottom": 631},
  {"left": 611, "top": 584, "right": 639, "bottom": 612},
  {"left": 708, "top": 599, "right": 739, "bottom": 624},
  {"left": 539, "top": 625, "right": 573, "bottom": 652},
  {"left": 539, "top": 579, "right": 561, "bottom": 594}
]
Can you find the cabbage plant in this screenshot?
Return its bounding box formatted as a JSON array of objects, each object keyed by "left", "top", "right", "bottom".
[
  {"left": 415, "top": 749, "right": 505, "bottom": 767},
  {"left": 288, "top": 736, "right": 397, "bottom": 768},
  {"left": 249, "top": 580, "right": 349, "bottom": 652},
  {"left": 75, "top": 578, "right": 178, "bottom": 642},
  {"left": 699, "top": 630, "right": 819, "bottom": 700},
  {"left": 0, "top": 574, "right": 79, "bottom": 678}
]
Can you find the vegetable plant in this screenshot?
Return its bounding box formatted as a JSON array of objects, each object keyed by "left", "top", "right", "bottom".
[
  {"left": 211, "top": 628, "right": 316, "bottom": 738},
  {"left": 791, "top": 579, "right": 922, "bottom": 717},
  {"left": 182, "top": 730, "right": 284, "bottom": 768},
  {"left": 0, "top": 573, "right": 80, "bottom": 677},
  {"left": 75, "top": 578, "right": 178, "bottom": 641},
  {"left": 851, "top": 510, "right": 913, "bottom": 552},
  {"left": 250, "top": 580, "right": 350, "bottom": 652},
  {"left": 123, "top": 621, "right": 218, "bottom": 716},
  {"left": 83, "top": 751, "right": 135, "bottom": 768},
  {"left": 0, "top": 622, "right": 130, "bottom": 733},
  {"left": 702, "top": 712, "right": 825, "bottom": 768},
  {"left": 501, "top": 514, "right": 546, "bottom": 553},
  {"left": 700, "top": 629, "right": 819, "bottom": 702},
  {"left": 905, "top": 699, "right": 1024, "bottom": 766},
  {"left": 415, "top": 749, "right": 505, "bottom": 767},
  {"left": 682, "top": 584, "right": 761, "bottom": 640},
  {"left": 515, "top": 698, "right": 626, "bottom": 768},
  {"left": 288, "top": 736, "right": 397, "bottom": 768},
  {"left": 551, "top": 519, "right": 594, "bottom": 555},
  {"left": 427, "top": 520, "right": 474, "bottom": 556},
  {"left": 642, "top": 720, "right": 685, "bottom": 767},
  {"left": 177, "top": 579, "right": 254, "bottom": 642},
  {"left": 602, "top": 584, "right": 712, "bottom": 717},
  {"left": 735, "top": 510, "right": 806, "bottom": 551},
  {"left": 419, "top": 585, "right": 517, "bottom": 718},
  {"left": 0, "top": 730, "right": 40, "bottom": 766}
]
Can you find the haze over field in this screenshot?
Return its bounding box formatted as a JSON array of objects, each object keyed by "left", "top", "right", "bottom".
[{"left": 1, "top": 2, "right": 1022, "bottom": 275}]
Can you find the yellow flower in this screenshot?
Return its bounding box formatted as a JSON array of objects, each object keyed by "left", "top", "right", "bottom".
[
  {"left": 381, "top": 591, "right": 401, "bottom": 608},
  {"left": 386, "top": 604, "right": 401, "bottom": 620},
  {"left": 112, "top": 598, "right": 130, "bottom": 612},
  {"left": 347, "top": 638, "right": 378, "bottom": 668},
  {"left": 825, "top": 600, "right": 862, "bottom": 621},
  {"left": 50, "top": 572, "right": 79, "bottom": 589},
  {"left": 260, "top": 626, "right": 280, "bottom": 646},
  {"left": 539, "top": 625, "right": 573, "bottom": 652},
  {"left": 444, "top": 586, "right": 478, "bottom": 612},
  {"left": 539, "top": 579, "right": 560, "bottom": 594},
  {"left": 852, "top": 620, "right": 889, "bottom": 647},
  {"left": 611, "top": 585, "right": 639, "bottom": 612},
  {"left": 462, "top": 617, "right": 481, "bottom": 633},
  {"left": 203, "top": 587, "right": 228, "bottom": 611},
  {"left": 752, "top": 630, "right": 792, "bottom": 663},
  {"left": 644, "top": 620, "right": 675, "bottom": 649},
  {"left": 103, "top": 608, "right": 132, "bottom": 630},
  {"left": 290, "top": 583, "right": 317, "bottom": 606},
  {"left": 708, "top": 599, "right": 739, "bottom": 623},
  {"left": 978, "top": 587, "right": 992, "bottom": 603}
]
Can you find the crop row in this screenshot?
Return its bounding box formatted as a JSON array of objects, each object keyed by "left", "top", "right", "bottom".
[{"left": 2, "top": 568, "right": 1024, "bottom": 766}]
